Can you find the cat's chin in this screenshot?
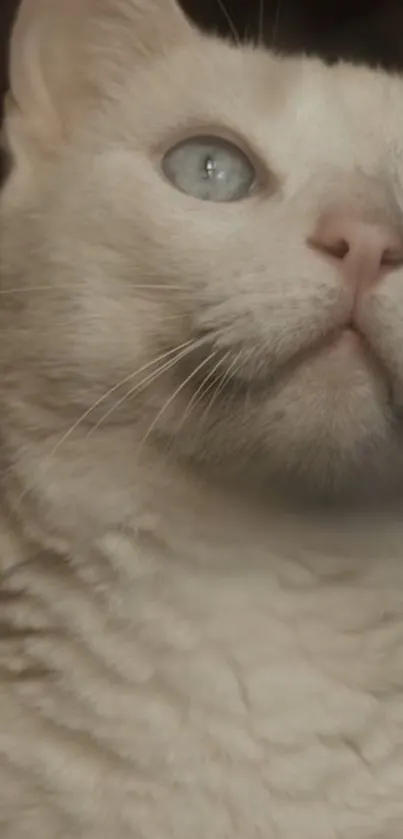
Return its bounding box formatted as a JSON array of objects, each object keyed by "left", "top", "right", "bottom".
[
  {"left": 168, "top": 327, "right": 403, "bottom": 507},
  {"left": 251, "top": 333, "right": 397, "bottom": 490},
  {"left": 284, "top": 324, "right": 391, "bottom": 401}
]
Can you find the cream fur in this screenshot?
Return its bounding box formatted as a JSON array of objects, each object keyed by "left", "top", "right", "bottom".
[{"left": 1, "top": 1, "right": 403, "bottom": 837}]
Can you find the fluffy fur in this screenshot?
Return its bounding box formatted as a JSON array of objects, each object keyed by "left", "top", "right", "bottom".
[{"left": 1, "top": 1, "right": 403, "bottom": 836}]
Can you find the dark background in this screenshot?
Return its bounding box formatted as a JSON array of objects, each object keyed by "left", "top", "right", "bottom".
[
  {"left": 182, "top": 0, "right": 403, "bottom": 67},
  {"left": 2, "top": 0, "right": 403, "bottom": 119},
  {"left": 0, "top": 0, "right": 17, "bottom": 123},
  {"left": 181, "top": 1, "right": 403, "bottom": 65},
  {"left": 1, "top": 0, "right": 403, "bottom": 177}
]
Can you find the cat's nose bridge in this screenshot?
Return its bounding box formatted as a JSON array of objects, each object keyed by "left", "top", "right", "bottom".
[{"left": 309, "top": 212, "right": 403, "bottom": 289}]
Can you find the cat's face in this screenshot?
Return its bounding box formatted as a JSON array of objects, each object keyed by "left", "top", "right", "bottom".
[{"left": 2, "top": 0, "right": 403, "bottom": 505}]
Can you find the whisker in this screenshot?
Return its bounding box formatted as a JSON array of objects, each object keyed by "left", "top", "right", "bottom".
[
  {"left": 258, "top": 0, "right": 265, "bottom": 45},
  {"left": 271, "top": 0, "right": 284, "bottom": 48},
  {"left": 6, "top": 324, "right": 230, "bottom": 520},
  {"left": 198, "top": 349, "right": 243, "bottom": 430},
  {"left": 135, "top": 349, "right": 220, "bottom": 459},
  {"left": 87, "top": 336, "right": 208, "bottom": 435},
  {"left": 6, "top": 340, "right": 197, "bottom": 502},
  {"left": 215, "top": 0, "right": 241, "bottom": 44},
  {"left": 0, "top": 284, "right": 187, "bottom": 296},
  {"left": 0, "top": 287, "right": 62, "bottom": 296},
  {"left": 178, "top": 351, "right": 230, "bottom": 430}
]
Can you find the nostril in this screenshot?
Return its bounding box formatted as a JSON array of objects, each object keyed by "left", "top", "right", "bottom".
[
  {"left": 322, "top": 238, "right": 350, "bottom": 260},
  {"left": 381, "top": 247, "right": 403, "bottom": 267},
  {"left": 308, "top": 235, "right": 350, "bottom": 260},
  {"left": 309, "top": 220, "right": 403, "bottom": 270}
]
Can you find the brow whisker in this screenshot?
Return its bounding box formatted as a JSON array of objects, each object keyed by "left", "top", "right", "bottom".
[
  {"left": 271, "top": 0, "right": 284, "bottom": 48},
  {"left": 215, "top": 0, "right": 241, "bottom": 44},
  {"left": 258, "top": 0, "right": 265, "bottom": 45}
]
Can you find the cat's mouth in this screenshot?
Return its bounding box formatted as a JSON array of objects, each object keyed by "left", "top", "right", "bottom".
[
  {"left": 312, "top": 322, "right": 392, "bottom": 386},
  {"left": 184, "top": 322, "right": 392, "bottom": 402}
]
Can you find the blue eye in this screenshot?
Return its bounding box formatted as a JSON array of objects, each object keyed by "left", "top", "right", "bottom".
[{"left": 162, "top": 135, "right": 256, "bottom": 202}]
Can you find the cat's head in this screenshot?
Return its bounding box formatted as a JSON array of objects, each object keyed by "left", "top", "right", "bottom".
[{"left": 2, "top": 0, "right": 403, "bottom": 507}]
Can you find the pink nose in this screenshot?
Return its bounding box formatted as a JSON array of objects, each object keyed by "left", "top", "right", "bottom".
[{"left": 310, "top": 215, "right": 403, "bottom": 289}]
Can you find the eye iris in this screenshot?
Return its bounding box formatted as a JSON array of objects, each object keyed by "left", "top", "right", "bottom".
[{"left": 162, "top": 135, "right": 256, "bottom": 202}]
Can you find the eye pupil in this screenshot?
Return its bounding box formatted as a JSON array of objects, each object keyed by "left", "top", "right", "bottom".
[
  {"left": 204, "top": 156, "right": 216, "bottom": 179},
  {"left": 162, "top": 135, "right": 256, "bottom": 203}
]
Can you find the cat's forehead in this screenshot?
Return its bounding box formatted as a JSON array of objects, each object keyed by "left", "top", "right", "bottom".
[
  {"left": 260, "top": 58, "right": 403, "bottom": 184},
  {"left": 114, "top": 41, "right": 403, "bottom": 182}
]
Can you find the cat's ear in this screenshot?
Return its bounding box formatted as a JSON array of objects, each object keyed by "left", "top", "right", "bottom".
[{"left": 4, "top": 0, "right": 194, "bottom": 177}]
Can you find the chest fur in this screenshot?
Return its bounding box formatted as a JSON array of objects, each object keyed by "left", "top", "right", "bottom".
[{"left": 1, "top": 538, "right": 403, "bottom": 839}]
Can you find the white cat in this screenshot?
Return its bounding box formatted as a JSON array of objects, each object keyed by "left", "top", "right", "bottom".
[{"left": 1, "top": 1, "right": 403, "bottom": 837}]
